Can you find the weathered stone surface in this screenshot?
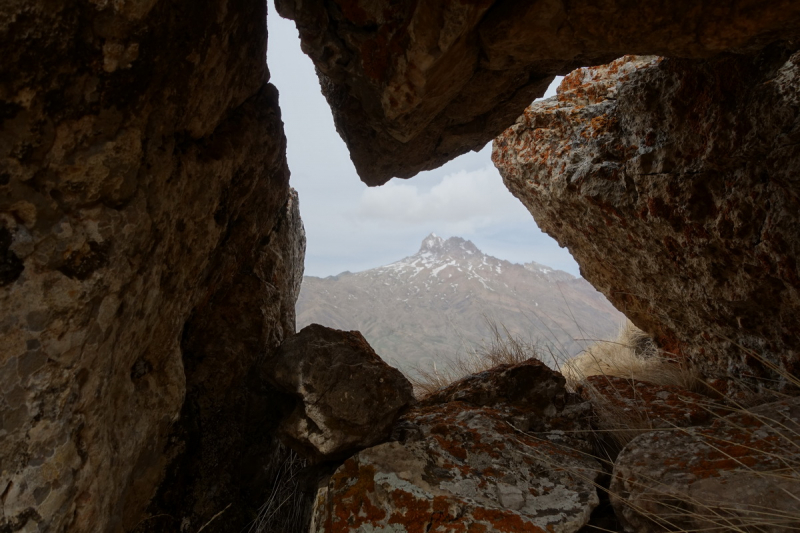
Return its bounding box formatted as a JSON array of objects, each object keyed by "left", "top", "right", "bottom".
[
  {"left": 424, "top": 359, "right": 568, "bottom": 408},
  {"left": 276, "top": 0, "right": 800, "bottom": 184},
  {"left": 579, "top": 375, "right": 727, "bottom": 430},
  {"left": 494, "top": 49, "right": 800, "bottom": 381},
  {"left": 610, "top": 396, "right": 800, "bottom": 532},
  {"left": 421, "top": 359, "right": 592, "bottom": 436},
  {"left": 265, "top": 324, "right": 415, "bottom": 463},
  {"left": 309, "top": 360, "right": 600, "bottom": 532},
  {"left": 311, "top": 402, "right": 600, "bottom": 533},
  {"left": 0, "top": 1, "right": 303, "bottom": 531}
]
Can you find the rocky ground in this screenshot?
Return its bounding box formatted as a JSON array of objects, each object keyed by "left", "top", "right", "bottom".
[{"left": 273, "top": 324, "right": 800, "bottom": 533}]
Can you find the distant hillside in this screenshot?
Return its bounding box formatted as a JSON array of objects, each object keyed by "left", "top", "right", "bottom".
[{"left": 296, "top": 234, "right": 625, "bottom": 372}]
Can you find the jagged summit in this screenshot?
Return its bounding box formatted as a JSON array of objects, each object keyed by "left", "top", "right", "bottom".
[
  {"left": 371, "top": 234, "right": 574, "bottom": 285},
  {"left": 419, "top": 233, "right": 480, "bottom": 256}
]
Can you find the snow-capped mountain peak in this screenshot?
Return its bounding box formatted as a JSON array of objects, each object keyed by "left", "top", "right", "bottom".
[
  {"left": 419, "top": 233, "right": 445, "bottom": 252},
  {"left": 360, "top": 235, "right": 575, "bottom": 291}
]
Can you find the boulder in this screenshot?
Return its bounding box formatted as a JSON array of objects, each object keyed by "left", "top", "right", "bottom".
[
  {"left": 494, "top": 50, "right": 800, "bottom": 382},
  {"left": 422, "top": 359, "right": 567, "bottom": 409},
  {"left": 309, "top": 360, "right": 601, "bottom": 533},
  {"left": 421, "top": 359, "right": 592, "bottom": 435},
  {"left": 0, "top": 1, "right": 303, "bottom": 531},
  {"left": 276, "top": 0, "right": 800, "bottom": 184},
  {"left": 578, "top": 375, "right": 728, "bottom": 430},
  {"left": 311, "top": 402, "right": 600, "bottom": 533},
  {"left": 610, "top": 396, "right": 800, "bottom": 532},
  {"left": 264, "top": 324, "right": 415, "bottom": 462}
]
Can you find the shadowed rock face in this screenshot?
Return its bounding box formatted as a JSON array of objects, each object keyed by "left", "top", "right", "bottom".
[
  {"left": 494, "top": 50, "right": 800, "bottom": 382},
  {"left": 265, "top": 324, "right": 415, "bottom": 463},
  {"left": 0, "top": 1, "right": 304, "bottom": 531},
  {"left": 276, "top": 0, "right": 800, "bottom": 185},
  {"left": 5, "top": 1, "right": 800, "bottom": 531}
]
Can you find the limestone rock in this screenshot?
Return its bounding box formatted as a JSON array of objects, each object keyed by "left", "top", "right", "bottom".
[
  {"left": 0, "top": 1, "right": 302, "bottom": 531},
  {"left": 276, "top": 0, "right": 800, "bottom": 184},
  {"left": 265, "top": 324, "right": 415, "bottom": 462},
  {"left": 494, "top": 50, "right": 800, "bottom": 381},
  {"left": 311, "top": 402, "right": 600, "bottom": 533},
  {"left": 610, "top": 396, "right": 800, "bottom": 532}
]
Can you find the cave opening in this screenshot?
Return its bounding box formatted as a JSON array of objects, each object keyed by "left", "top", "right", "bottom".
[{"left": 266, "top": 2, "right": 624, "bottom": 378}]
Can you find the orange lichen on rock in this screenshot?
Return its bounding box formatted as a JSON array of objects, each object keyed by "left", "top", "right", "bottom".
[
  {"left": 495, "top": 50, "right": 800, "bottom": 384},
  {"left": 310, "top": 393, "right": 600, "bottom": 532},
  {"left": 611, "top": 397, "right": 800, "bottom": 533},
  {"left": 579, "top": 375, "right": 728, "bottom": 429}
]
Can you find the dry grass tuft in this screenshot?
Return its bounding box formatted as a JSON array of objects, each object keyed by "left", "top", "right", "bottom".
[
  {"left": 407, "top": 320, "right": 544, "bottom": 398},
  {"left": 561, "top": 321, "right": 711, "bottom": 455},
  {"left": 250, "top": 443, "right": 310, "bottom": 533},
  {"left": 562, "top": 321, "right": 702, "bottom": 392}
]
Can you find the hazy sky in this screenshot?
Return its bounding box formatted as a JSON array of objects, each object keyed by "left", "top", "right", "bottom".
[{"left": 266, "top": 4, "right": 578, "bottom": 277}]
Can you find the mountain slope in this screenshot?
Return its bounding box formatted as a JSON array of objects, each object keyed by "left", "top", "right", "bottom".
[{"left": 296, "top": 235, "right": 625, "bottom": 371}]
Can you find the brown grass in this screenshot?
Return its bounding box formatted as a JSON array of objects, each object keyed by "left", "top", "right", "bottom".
[
  {"left": 250, "top": 443, "right": 310, "bottom": 533},
  {"left": 407, "top": 320, "right": 544, "bottom": 398},
  {"left": 562, "top": 321, "right": 702, "bottom": 392}
]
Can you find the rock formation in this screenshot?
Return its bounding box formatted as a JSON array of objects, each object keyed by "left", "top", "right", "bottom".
[
  {"left": 276, "top": 0, "right": 800, "bottom": 184},
  {"left": 5, "top": 0, "right": 800, "bottom": 531},
  {"left": 0, "top": 1, "right": 303, "bottom": 531},
  {"left": 611, "top": 396, "right": 800, "bottom": 532},
  {"left": 265, "top": 324, "right": 415, "bottom": 463},
  {"left": 494, "top": 50, "right": 800, "bottom": 381},
  {"left": 310, "top": 360, "right": 600, "bottom": 533}
]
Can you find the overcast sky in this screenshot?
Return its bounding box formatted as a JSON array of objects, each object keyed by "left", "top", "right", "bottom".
[{"left": 266, "top": 4, "right": 578, "bottom": 277}]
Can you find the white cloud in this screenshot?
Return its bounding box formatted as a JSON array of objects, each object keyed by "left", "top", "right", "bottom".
[{"left": 357, "top": 165, "right": 531, "bottom": 234}]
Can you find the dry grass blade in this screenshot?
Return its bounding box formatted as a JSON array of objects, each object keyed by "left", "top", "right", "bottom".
[{"left": 249, "top": 443, "right": 309, "bottom": 533}]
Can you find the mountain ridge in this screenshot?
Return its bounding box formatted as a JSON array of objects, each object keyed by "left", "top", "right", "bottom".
[{"left": 296, "top": 234, "right": 625, "bottom": 371}]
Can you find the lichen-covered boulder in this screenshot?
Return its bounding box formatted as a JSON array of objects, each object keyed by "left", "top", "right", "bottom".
[
  {"left": 421, "top": 359, "right": 592, "bottom": 435},
  {"left": 311, "top": 402, "right": 600, "bottom": 533},
  {"left": 264, "top": 324, "right": 415, "bottom": 462},
  {"left": 610, "top": 396, "right": 800, "bottom": 533},
  {"left": 310, "top": 360, "right": 600, "bottom": 532},
  {"left": 276, "top": 0, "right": 800, "bottom": 184},
  {"left": 578, "top": 375, "right": 727, "bottom": 430},
  {"left": 494, "top": 50, "right": 800, "bottom": 381}
]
